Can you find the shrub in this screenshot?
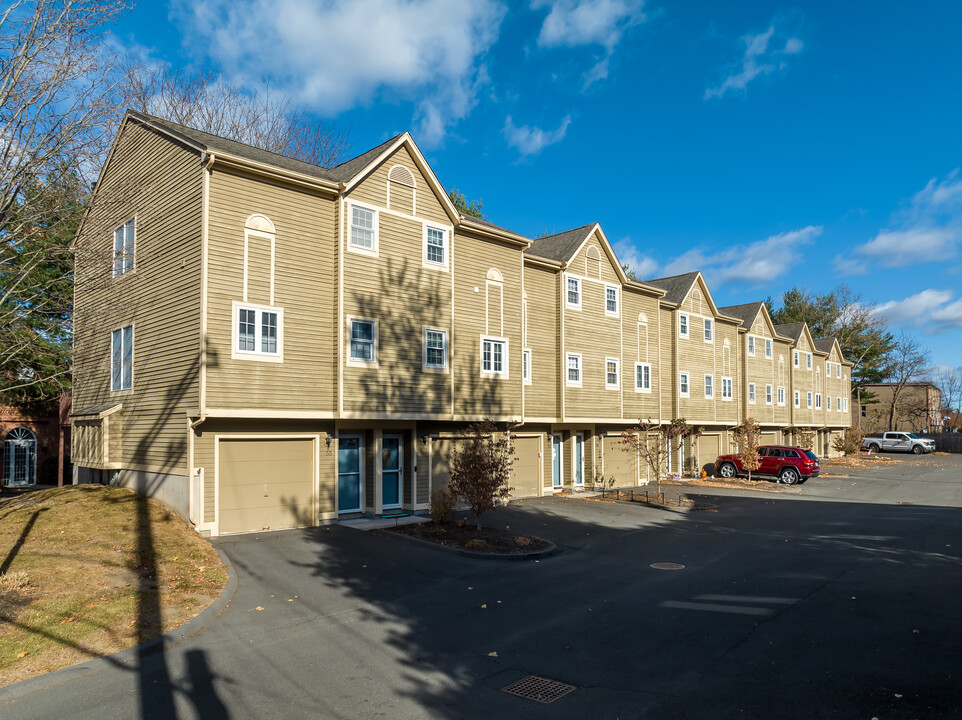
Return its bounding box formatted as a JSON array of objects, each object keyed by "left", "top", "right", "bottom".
[
  {"left": 448, "top": 420, "right": 513, "bottom": 530},
  {"left": 429, "top": 488, "right": 454, "bottom": 525},
  {"left": 832, "top": 427, "right": 866, "bottom": 456}
]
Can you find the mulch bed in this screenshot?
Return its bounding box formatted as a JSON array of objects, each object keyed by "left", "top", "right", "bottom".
[{"left": 389, "top": 522, "right": 551, "bottom": 555}]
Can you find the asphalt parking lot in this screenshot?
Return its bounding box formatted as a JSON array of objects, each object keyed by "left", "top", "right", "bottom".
[{"left": 3, "top": 453, "right": 961, "bottom": 719}]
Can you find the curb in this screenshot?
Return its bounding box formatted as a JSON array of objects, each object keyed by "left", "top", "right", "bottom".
[
  {"left": 0, "top": 546, "right": 238, "bottom": 704},
  {"left": 379, "top": 528, "right": 558, "bottom": 561}
]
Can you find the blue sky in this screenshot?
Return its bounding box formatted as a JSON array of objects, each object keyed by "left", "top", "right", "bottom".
[{"left": 115, "top": 1, "right": 962, "bottom": 369}]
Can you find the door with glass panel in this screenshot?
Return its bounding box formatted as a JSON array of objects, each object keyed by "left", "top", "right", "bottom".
[
  {"left": 574, "top": 433, "right": 584, "bottom": 486},
  {"left": 337, "top": 435, "right": 362, "bottom": 513},
  {"left": 382, "top": 435, "right": 402, "bottom": 510},
  {"left": 552, "top": 434, "right": 563, "bottom": 488}
]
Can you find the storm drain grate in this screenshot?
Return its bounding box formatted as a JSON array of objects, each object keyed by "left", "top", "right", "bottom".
[
  {"left": 501, "top": 675, "right": 577, "bottom": 704},
  {"left": 650, "top": 562, "right": 686, "bottom": 570}
]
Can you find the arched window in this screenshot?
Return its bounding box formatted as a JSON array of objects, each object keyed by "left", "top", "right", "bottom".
[
  {"left": 4, "top": 427, "right": 36, "bottom": 486},
  {"left": 586, "top": 246, "right": 602, "bottom": 278}
]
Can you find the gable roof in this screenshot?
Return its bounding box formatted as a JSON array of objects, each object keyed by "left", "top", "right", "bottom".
[
  {"left": 525, "top": 223, "right": 596, "bottom": 263},
  {"left": 719, "top": 301, "right": 764, "bottom": 327},
  {"left": 644, "top": 271, "right": 701, "bottom": 305},
  {"left": 813, "top": 337, "right": 837, "bottom": 354},
  {"left": 774, "top": 322, "right": 806, "bottom": 343}
]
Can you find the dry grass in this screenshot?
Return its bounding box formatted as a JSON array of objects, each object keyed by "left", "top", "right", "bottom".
[{"left": 0, "top": 485, "right": 226, "bottom": 687}]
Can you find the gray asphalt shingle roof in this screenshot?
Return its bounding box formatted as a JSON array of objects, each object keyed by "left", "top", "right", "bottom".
[
  {"left": 813, "top": 337, "right": 837, "bottom": 353},
  {"left": 774, "top": 322, "right": 807, "bottom": 343},
  {"left": 524, "top": 223, "right": 596, "bottom": 262},
  {"left": 719, "top": 302, "right": 764, "bottom": 327},
  {"left": 643, "top": 271, "right": 700, "bottom": 305}
]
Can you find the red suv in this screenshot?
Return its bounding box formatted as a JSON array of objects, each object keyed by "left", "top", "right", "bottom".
[{"left": 713, "top": 446, "right": 819, "bottom": 485}]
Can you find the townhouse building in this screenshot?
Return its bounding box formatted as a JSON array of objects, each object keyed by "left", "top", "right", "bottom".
[{"left": 71, "top": 112, "right": 852, "bottom": 535}]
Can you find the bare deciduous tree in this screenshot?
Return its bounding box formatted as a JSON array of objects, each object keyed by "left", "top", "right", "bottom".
[
  {"left": 933, "top": 366, "right": 962, "bottom": 414},
  {"left": 885, "top": 332, "right": 931, "bottom": 430},
  {"left": 622, "top": 418, "right": 699, "bottom": 482},
  {"left": 448, "top": 420, "right": 513, "bottom": 530},
  {"left": 734, "top": 418, "right": 761, "bottom": 481}
]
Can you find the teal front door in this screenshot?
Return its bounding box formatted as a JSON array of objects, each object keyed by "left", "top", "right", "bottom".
[
  {"left": 382, "top": 435, "right": 402, "bottom": 509},
  {"left": 337, "top": 436, "right": 362, "bottom": 513},
  {"left": 552, "top": 434, "right": 562, "bottom": 488}
]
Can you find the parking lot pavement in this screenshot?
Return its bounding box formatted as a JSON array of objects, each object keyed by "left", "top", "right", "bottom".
[{"left": 2, "top": 456, "right": 961, "bottom": 719}]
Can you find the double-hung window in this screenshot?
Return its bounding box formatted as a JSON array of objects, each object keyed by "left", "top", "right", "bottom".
[
  {"left": 748, "top": 383, "right": 756, "bottom": 404},
  {"left": 766, "top": 384, "right": 773, "bottom": 404},
  {"left": 765, "top": 339, "right": 772, "bottom": 358},
  {"left": 111, "top": 325, "right": 133, "bottom": 391},
  {"left": 704, "top": 374, "right": 713, "bottom": 398},
  {"left": 807, "top": 392, "right": 813, "bottom": 408},
  {"left": 826, "top": 362, "right": 831, "bottom": 377},
  {"left": 236, "top": 305, "right": 281, "bottom": 359},
  {"left": 113, "top": 219, "right": 135, "bottom": 276},
  {"left": 424, "top": 226, "right": 447, "bottom": 267},
  {"left": 679, "top": 313, "right": 689, "bottom": 338},
  {"left": 350, "top": 319, "right": 376, "bottom": 362},
  {"left": 836, "top": 364, "right": 841, "bottom": 379},
  {"left": 523, "top": 349, "right": 532, "bottom": 384},
  {"left": 827, "top": 395, "right": 832, "bottom": 412},
  {"left": 680, "top": 372, "right": 690, "bottom": 397},
  {"left": 635, "top": 363, "right": 651, "bottom": 392},
  {"left": 794, "top": 351, "right": 799, "bottom": 367},
  {"left": 843, "top": 398, "right": 849, "bottom": 412},
  {"left": 566, "top": 353, "right": 582, "bottom": 386},
  {"left": 605, "top": 358, "right": 619, "bottom": 389},
  {"left": 837, "top": 397, "right": 842, "bottom": 411},
  {"left": 722, "top": 377, "right": 733, "bottom": 400},
  {"left": 605, "top": 285, "right": 619, "bottom": 316},
  {"left": 815, "top": 393, "right": 822, "bottom": 409},
  {"left": 748, "top": 336, "right": 755, "bottom": 356},
  {"left": 778, "top": 386, "right": 786, "bottom": 405},
  {"left": 794, "top": 390, "right": 800, "bottom": 407},
  {"left": 349, "top": 204, "right": 377, "bottom": 253},
  {"left": 704, "top": 318, "right": 713, "bottom": 342},
  {"left": 481, "top": 337, "right": 507, "bottom": 376},
  {"left": 807, "top": 353, "right": 812, "bottom": 369},
  {"left": 424, "top": 328, "right": 447, "bottom": 369},
  {"left": 566, "top": 277, "right": 581, "bottom": 308}
]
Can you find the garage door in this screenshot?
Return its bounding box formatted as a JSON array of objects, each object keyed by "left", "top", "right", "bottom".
[
  {"left": 699, "top": 435, "right": 720, "bottom": 475},
  {"left": 510, "top": 436, "right": 541, "bottom": 497},
  {"left": 219, "top": 438, "right": 314, "bottom": 534},
  {"left": 604, "top": 436, "right": 636, "bottom": 486}
]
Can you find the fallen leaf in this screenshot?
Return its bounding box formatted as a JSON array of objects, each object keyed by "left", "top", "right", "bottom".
[
  {"left": 254, "top": 606, "right": 264, "bottom": 611},
  {"left": 17, "top": 651, "right": 29, "bottom": 659}
]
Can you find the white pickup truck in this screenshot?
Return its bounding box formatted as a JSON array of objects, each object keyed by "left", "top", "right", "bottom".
[{"left": 862, "top": 432, "right": 936, "bottom": 454}]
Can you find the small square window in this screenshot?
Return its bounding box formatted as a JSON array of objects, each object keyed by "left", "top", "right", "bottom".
[
  {"left": 350, "top": 204, "right": 376, "bottom": 252},
  {"left": 679, "top": 313, "right": 689, "bottom": 338},
  {"left": 748, "top": 336, "right": 755, "bottom": 356},
  {"left": 765, "top": 339, "right": 772, "bottom": 358},
  {"left": 605, "top": 285, "right": 619, "bottom": 316},
  {"left": 111, "top": 325, "right": 133, "bottom": 391},
  {"left": 635, "top": 363, "right": 651, "bottom": 392},
  {"left": 680, "top": 372, "right": 690, "bottom": 396},
  {"left": 424, "top": 328, "right": 447, "bottom": 369},
  {"left": 566, "top": 277, "right": 581, "bottom": 308},
  {"left": 605, "top": 358, "right": 619, "bottom": 389},
  {"left": 113, "top": 219, "right": 135, "bottom": 276},
  {"left": 704, "top": 374, "right": 713, "bottom": 398},
  {"left": 482, "top": 337, "right": 508, "bottom": 376},
  {"left": 567, "top": 353, "right": 582, "bottom": 385}
]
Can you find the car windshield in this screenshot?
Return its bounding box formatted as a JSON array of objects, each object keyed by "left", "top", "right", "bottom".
[{"left": 805, "top": 451, "right": 818, "bottom": 461}]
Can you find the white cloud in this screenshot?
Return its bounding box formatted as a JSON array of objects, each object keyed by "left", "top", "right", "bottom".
[
  {"left": 874, "top": 289, "right": 954, "bottom": 327},
  {"left": 931, "top": 298, "right": 962, "bottom": 331},
  {"left": 531, "top": 0, "right": 646, "bottom": 88},
  {"left": 171, "top": 0, "right": 506, "bottom": 146},
  {"left": 504, "top": 114, "right": 572, "bottom": 156},
  {"left": 704, "top": 22, "right": 803, "bottom": 100},
  {"left": 848, "top": 170, "right": 962, "bottom": 271},
  {"left": 657, "top": 226, "right": 823, "bottom": 287},
  {"left": 613, "top": 237, "right": 658, "bottom": 279}
]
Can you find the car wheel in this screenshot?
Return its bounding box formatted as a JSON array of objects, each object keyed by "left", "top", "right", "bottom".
[
  {"left": 718, "top": 462, "right": 737, "bottom": 479},
  {"left": 868, "top": 443, "right": 880, "bottom": 453},
  {"left": 912, "top": 444, "right": 923, "bottom": 455},
  {"left": 779, "top": 468, "right": 800, "bottom": 486}
]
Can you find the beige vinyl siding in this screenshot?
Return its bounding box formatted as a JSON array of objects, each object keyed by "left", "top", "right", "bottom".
[
  {"left": 453, "top": 233, "right": 523, "bottom": 418},
  {"left": 72, "top": 421, "right": 104, "bottom": 468},
  {"left": 792, "top": 333, "right": 816, "bottom": 428},
  {"left": 349, "top": 146, "right": 450, "bottom": 228},
  {"left": 773, "top": 339, "right": 792, "bottom": 426},
  {"left": 72, "top": 120, "right": 203, "bottom": 475},
  {"left": 563, "top": 277, "right": 622, "bottom": 418},
  {"left": 205, "top": 167, "right": 336, "bottom": 412},
  {"left": 659, "top": 306, "right": 675, "bottom": 414},
  {"left": 570, "top": 230, "right": 621, "bottom": 285},
  {"left": 622, "top": 288, "right": 661, "bottom": 422},
  {"left": 523, "top": 263, "right": 560, "bottom": 418},
  {"left": 742, "top": 315, "right": 780, "bottom": 427}
]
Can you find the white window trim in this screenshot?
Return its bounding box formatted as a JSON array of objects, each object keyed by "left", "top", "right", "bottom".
[
  {"left": 566, "top": 275, "right": 582, "bottom": 310},
  {"left": 807, "top": 392, "right": 813, "bottom": 408},
  {"left": 423, "top": 327, "right": 448, "bottom": 372},
  {"left": 347, "top": 316, "right": 378, "bottom": 367},
  {"left": 605, "top": 284, "right": 620, "bottom": 318},
  {"left": 827, "top": 395, "right": 832, "bottom": 412},
  {"left": 748, "top": 382, "right": 756, "bottom": 404},
  {"left": 634, "top": 362, "right": 652, "bottom": 393},
  {"left": 566, "top": 353, "right": 582, "bottom": 387},
  {"left": 747, "top": 335, "right": 755, "bottom": 356},
  {"left": 523, "top": 348, "right": 532, "bottom": 385},
  {"left": 843, "top": 398, "right": 849, "bottom": 412},
  {"left": 807, "top": 353, "right": 812, "bottom": 369},
  {"left": 480, "top": 335, "right": 509, "bottom": 377},
  {"left": 794, "top": 351, "right": 799, "bottom": 367},
  {"left": 826, "top": 362, "right": 831, "bottom": 377},
  {"left": 605, "top": 357, "right": 619, "bottom": 390},
  {"left": 778, "top": 386, "right": 786, "bottom": 406},
  {"left": 347, "top": 201, "right": 379, "bottom": 257},
  {"left": 704, "top": 374, "right": 713, "bottom": 399},
  {"left": 766, "top": 384, "right": 773, "bottom": 405},
  {"left": 836, "top": 364, "right": 841, "bottom": 379},
  {"left": 680, "top": 371, "right": 690, "bottom": 397},
  {"left": 112, "top": 217, "right": 136, "bottom": 277},
  {"left": 815, "top": 393, "right": 822, "bottom": 410},
  {"left": 232, "top": 301, "right": 284, "bottom": 363},
  {"left": 679, "top": 312, "right": 689, "bottom": 339},
  {"left": 110, "top": 324, "right": 133, "bottom": 392},
  {"left": 765, "top": 339, "right": 772, "bottom": 358},
  {"left": 704, "top": 318, "right": 713, "bottom": 343},
  {"left": 794, "top": 390, "right": 800, "bottom": 408},
  {"left": 422, "top": 223, "right": 450, "bottom": 271},
  {"left": 722, "top": 376, "right": 733, "bottom": 401}
]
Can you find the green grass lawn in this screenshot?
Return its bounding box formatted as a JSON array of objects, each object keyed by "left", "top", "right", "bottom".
[{"left": 0, "top": 485, "right": 227, "bottom": 687}]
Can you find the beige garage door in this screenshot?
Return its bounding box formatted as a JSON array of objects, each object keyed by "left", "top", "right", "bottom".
[
  {"left": 510, "top": 436, "right": 541, "bottom": 497},
  {"left": 604, "top": 436, "right": 636, "bottom": 486},
  {"left": 219, "top": 438, "right": 314, "bottom": 534},
  {"left": 699, "top": 435, "right": 720, "bottom": 475}
]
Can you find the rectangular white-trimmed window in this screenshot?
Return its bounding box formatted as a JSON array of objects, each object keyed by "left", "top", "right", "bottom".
[
  {"left": 837, "top": 397, "right": 842, "bottom": 411},
  {"left": 566, "top": 276, "right": 581, "bottom": 308},
  {"left": 704, "top": 374, "right": 713, "bottom": 398},
  {"left": 349, "top": 204, "right": 377, "bottom": 253},
  {"left": 566, "top": 353, "right": 582, "bottom": 386},
  {"left": 749, "top": 383, "right": 756, "bottom": 404},
  {"left": 794, "top": 390, "right": 800, "bottom": 407},
  {"left": 722, "top": 377, "right": 733, "bottom": 401},
  {"left": 827, "top": 395, "right": 832, "bottom": 412},
  {"left": 635, "top": 363, "right": 651, "bottom": 392},
  {"left": 765, "top": 339, "right": 772, "bottom": 358},
  {"left": 605, "top": 285, "right": 619, "bottom": 316},
  {"left": 481, "top": 337, "right": 508, "bottom": 376},
  {"left": 679, "top": 313, "right": 689, "bottom": 338},
  {"left": 836, "top": 364, "right": 841, "bottom": 378},
  {"left": 826, "top": 361, "right": 831, "bottom": 377},
  {"left": 680, "top": 372, "right": 690, "bottom": 397},
  {"left": 424, "top": 328, "right": 447, "bottom": 369},
  {"left": 794, "top": 350, "right": 799, "bottom": 367},
  {"left": 766, "top": 384, "right": 773, "bottom": 404},
  {"left": 236, "top": 305, "right": 282, "bottom": 359},
  {"left": 807, "top": 353, "right": 812, "bottom": 369},
  {"left": 815, "top": 393, "right": 822, "bottom": 409},
  {"left": 748, "top": 336, "right": 755, "bottom": 356},
  {"left": 350, "top": 319, "right": 376, "bottom": 362},
  {"left": 704, "top": 318, "right": 713, "bottom": 342},
  {"left": 605, "top": 358, "right": 619, "bottom": 389},
  {"left": 113, "top": 218, "right": 135, "bottom": 276},
  {"left": 424, "top": 225, "right": 447, "bottom": 267},
  {"left": 111, "top": 325, "right": 133, "bottom": 391},
  {"left": 778, "top": 386, "right": 786, "bottom": 405},
  {"left": 807, "top": 392, "right": 813, "bottom": 408},
  {"left": 843, "top": 398, "right": 849, "bottom": 412},
  {"left": 523, "top": 348, "right": 532, "bottom": 384}
]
